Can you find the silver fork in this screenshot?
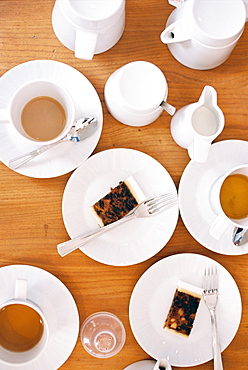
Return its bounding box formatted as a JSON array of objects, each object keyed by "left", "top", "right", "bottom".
[
  {"left": 57, "top": 191, "right": 178, "bottom": 257},
  {"left": 203, "top": 266, "right": 223, "bottom": 370}
]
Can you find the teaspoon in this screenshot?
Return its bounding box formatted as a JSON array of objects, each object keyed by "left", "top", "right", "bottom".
[
  {"left": 160, "top": 101, "right": 176, "bottom": 116},
  {"left": 9, "top": 117, "right": 97, "bottom": 170},
  {"left": 232, "top": 227, "right": 248, "bottom": 246}
]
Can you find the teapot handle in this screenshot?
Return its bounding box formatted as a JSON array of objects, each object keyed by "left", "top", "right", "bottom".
[
  {"left": 160, "top": 19, "right": 191, "bottom": 44},
  {"left": 242, "top": 0, "right": 248, "bottom": 21},
  {"left": 74, "top": 29, "right": 99, "bottom": 60}
]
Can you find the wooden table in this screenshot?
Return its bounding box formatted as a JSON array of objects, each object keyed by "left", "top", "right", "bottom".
[{"left": 0, "top": 1, "right": 248, "bottom": 369}]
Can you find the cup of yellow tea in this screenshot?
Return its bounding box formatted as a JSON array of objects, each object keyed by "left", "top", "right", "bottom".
[
  {"left": 209, "top": 164, "right": 248, "bottom": 240},
  {"left": 0, "top": 279, "right": 49, "bottom": 365},
  {"left": 0, "top": 80, "right": 76, "bottom": 145}
]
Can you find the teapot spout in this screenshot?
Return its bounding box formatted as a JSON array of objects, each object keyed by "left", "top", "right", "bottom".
[{"left": 160, "top": 19, "right": 191, "bottom": 44}]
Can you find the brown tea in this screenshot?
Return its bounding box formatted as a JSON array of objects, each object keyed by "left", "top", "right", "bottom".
[
  {"left": 0, "top": 303, "right": 44, "bottom": 352},
  {"left": 220, "top": 173, "right": 248, "bottom": 219},
  {"left": 21, "top": 96, "right": 66, "bottom": 141}
]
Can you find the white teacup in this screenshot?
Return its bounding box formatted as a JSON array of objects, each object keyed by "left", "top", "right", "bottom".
[
  {"left": 52, "top": 0, "right": 126, "bottom": 60},
  {"left": 209, "top": 164, "right": 248, "bottom": 240},
  {"left": 0, "top": 80, "right": 76, "bottom": 146},
  {"left": 104, "top": 61, "right": 175, "bottom": 127},
  {"left": 0, "top": 279, "right": 49, "bottom": 366}
]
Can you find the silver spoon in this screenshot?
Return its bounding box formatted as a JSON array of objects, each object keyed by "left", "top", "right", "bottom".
[
  {"left": 160, "top": 101, "right": 176, "bottom": 116},
  {"left": 8, "top": 117, "right": 98, "bottom": 170},
  {"left": 232, "top": 227, "right": 248, "bottom": 246}
]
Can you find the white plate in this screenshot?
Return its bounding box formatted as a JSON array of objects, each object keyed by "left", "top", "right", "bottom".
[
  {"left": 62, "top": 148, "right": 179, "bottom": 266},
  {"left": 123, "top": 360, "right": 156, "bottom": 370},
  {"left": 179, "top": 140, "right": 248, "bottom": 255},
  {"left": 0, "top": 60, "right": 103, "bottom": 178},
  {"left": 0, "top": 264, "right": 79, "bottom": 370},
  {"left": 129, "top": 253, "right": 242, "bottom": 367}
]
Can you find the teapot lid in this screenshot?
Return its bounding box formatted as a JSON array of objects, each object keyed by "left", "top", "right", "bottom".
[{"left": 184, "top": 0, "right": 246, "bottom": 46}]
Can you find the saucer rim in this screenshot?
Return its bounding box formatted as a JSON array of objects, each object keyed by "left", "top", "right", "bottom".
[
  {"left": 178, "top": 139, "right": 248, "bottom": 255},
  {"left": 123, "top": 359, "right": 156, "bottom": 370},
  {"left": 0, "top": 264, "right": 80, "bottom": 370},
  {"left": 0, "top": 59, "right": 103, "bottom": 178}
]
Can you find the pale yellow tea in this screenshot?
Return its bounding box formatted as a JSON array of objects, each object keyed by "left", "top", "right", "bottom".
[
  {"left": 0, "top": 304, "right": 44, "bottom": 352},
  {"left": 21, "top": 96, "right": 66, "bottom": 141},
  {"left": 220, "top": 173, "right": 248, "bottom": 219}
]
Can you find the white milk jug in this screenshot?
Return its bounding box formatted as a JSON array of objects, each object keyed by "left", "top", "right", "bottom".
[
  {"left": 170, "top": 85, "right": 225, "bottom": 163},
  {"left": 160, "top": 0, "right": 247, "bottom": 70}
]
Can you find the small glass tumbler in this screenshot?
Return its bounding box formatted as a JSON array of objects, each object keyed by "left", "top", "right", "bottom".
[{"left": 80, "top": 311, "right": 126, "bottom": 358}]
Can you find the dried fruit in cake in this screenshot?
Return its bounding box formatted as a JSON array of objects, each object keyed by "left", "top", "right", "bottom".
[
  {"left": 90, "top": 176, "right": 145, "bottom": 226},
  {"left": 163, "top": 281, "right": 202, "bottom": 338}
]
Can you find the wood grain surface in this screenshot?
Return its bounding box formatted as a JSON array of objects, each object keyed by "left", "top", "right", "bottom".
[{"left": 0, "top": 1, "right": 248, "bottom": 369}]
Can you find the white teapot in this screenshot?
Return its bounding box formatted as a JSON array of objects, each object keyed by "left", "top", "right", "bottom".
[{"left": 160, "top": 0, "right": 248, "bottom": 70}]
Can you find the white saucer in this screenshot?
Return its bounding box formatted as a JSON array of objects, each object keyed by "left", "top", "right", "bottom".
[
  {"left": 123, "top": 360, "right": 156, "bottom": 370},
  {"left": 0, "top": 264, "right": 79, "bottom": 370},
  {"left": 0, "top": 60, "right": 103, "bottom": 178},
  {"left": 62, "top": 148, "right": 179, "bottom": 266},
  {"left": 129, "top": 253, "right": 242, "bottom": 367},
  {"left": 179, "top": 140, "right": 248, "bottom": 255}
]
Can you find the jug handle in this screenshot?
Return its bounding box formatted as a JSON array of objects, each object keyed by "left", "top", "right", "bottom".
[
  {"left": 160, "top": 19, "right": 191, "bottom": 44},
  {"left": 188, "top": 136, "right": 212, "bottom": 163},
  {"left": 74, "top": 29, "right": 99, "bottom": 60}
]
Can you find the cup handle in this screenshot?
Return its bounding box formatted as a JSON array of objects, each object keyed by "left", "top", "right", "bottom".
[
  {"left": 74, "top": 29, "right": 99, "bottom": 60},
  {"left": 160, "top": 20, "right": 191, "bottom": 44},
  {"left": 209, "top": 213, "right": 231, "bottom": 240},
  {"left": 15, "top": 279, "right": 28, "bottom": 300},
  {"left": 0, "top": 108, "right": 10, "bottom": 124},
  {"left": 188, "top": 136, "right": 212, "bottom": 163}
]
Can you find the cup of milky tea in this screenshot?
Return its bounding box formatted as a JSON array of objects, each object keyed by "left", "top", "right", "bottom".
[
  {"left": 0, "top": 279, "right": 49, "bottom": 366},
  {"left": 209, "top": 164, "right": 248, "bottom": 240},
  {"left": 0, "top": 80, "right": 76, "bottom": 145}
]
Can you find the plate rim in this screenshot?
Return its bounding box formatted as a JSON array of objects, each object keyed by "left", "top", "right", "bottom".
[
  {"left": 129, "top": 252, "right": 242, "bottom": 367},
  {"left": 62, "top": 147, "right": 179, "bottom": 266}
]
